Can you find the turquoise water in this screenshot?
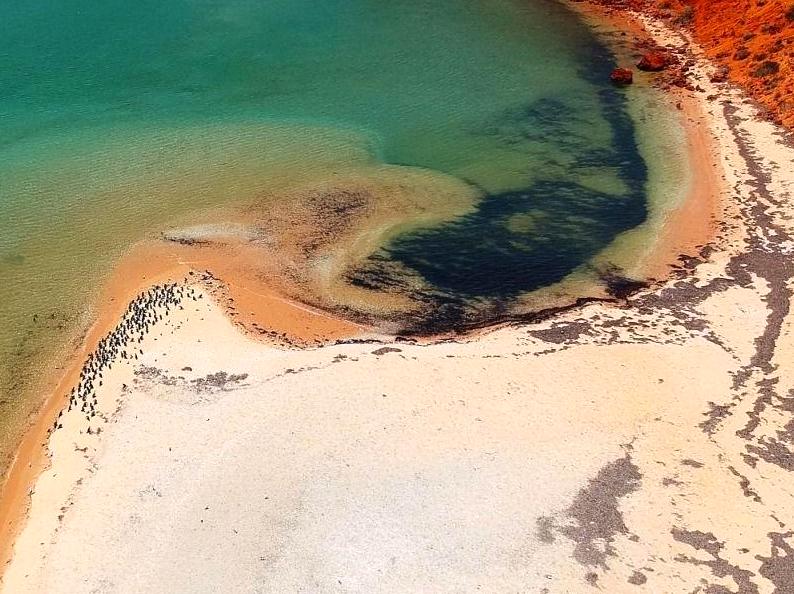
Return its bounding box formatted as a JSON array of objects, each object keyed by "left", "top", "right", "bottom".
[{"left": 0, "top": 0, "right": 683, "bottom": 459}]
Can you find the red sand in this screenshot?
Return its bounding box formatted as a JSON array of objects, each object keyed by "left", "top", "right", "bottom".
[{"left": 587, "top": 0, "right": 794, "bottom": 128}]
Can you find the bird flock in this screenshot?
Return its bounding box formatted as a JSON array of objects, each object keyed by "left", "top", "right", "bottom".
[{"left": 51, "top": 282, "right": 202, "bottom": 436}]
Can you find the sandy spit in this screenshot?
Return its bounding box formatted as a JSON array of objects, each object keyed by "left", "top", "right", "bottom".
[
  {"left": 3, "top": 9, "right": 794, "bottom": 594},
  {"left": 0, "top": 241, "right": 369, "bottom": 579}
]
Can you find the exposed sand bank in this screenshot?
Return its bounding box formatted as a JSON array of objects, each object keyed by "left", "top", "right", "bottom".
[
  {"left": 0, "top": 287, "right": 746, "bottom": 592},
  {"left": 4, "top": 6, "right": 794, "bottom": 594}
]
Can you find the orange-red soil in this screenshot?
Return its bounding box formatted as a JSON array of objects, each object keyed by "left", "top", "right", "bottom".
[{"left": 588, "top": 0, "right": 794, "bottom": 128}]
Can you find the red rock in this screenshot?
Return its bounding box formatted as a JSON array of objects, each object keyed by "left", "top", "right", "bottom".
[
  {"left": 583, "top": 0, "right": 794, "bottom": 130},
  {"left": 610, "top": 67, "right": 634, "bottom": 85},
  {"left": 637, "top": 52, "right": 668, "bottom": 71},
  {"left": 710, "top": 66, "right": 729, "bottom": 83}
]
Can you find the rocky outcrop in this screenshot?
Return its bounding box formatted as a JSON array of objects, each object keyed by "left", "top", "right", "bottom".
[
  {"left": 610, "top": 67, "right": 634, "bottom": 84},
  {"left": 689, "top": 0, "right": 793, "bottom": 127},
  {"left": 637, "top": 51, "right": 667, "bottom": 71}
]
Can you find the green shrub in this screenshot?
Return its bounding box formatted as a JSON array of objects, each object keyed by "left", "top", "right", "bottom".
[
  {"left": 677, "top": 5, "right": 695, "bottom": 25},
  {"left": 752, "top": 61, "right": 780, "bottom": 78}
]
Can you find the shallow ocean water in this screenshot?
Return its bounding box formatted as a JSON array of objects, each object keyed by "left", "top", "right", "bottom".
[{"left": 0, "top": 0, "right": 687, "bottom": 457}]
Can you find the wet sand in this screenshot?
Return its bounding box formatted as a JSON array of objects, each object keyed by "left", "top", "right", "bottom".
[
  {"left": 4, "top": 4, "right": 794, "bottom": 593},
  {"left": 643, "top": 95, "right": 718, "bottom": 280}
]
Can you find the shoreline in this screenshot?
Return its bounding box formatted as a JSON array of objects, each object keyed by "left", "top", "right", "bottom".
[
  {"left": 565, "top": 0, "right": 722, "bottom": 284},
  {"left": 0, "top": 241, "right": 372, "bottom": 577},
  {"left": 0, "top": 250, "right": 198, "bottom": 576},
  {"left": 0, "top": 5, "right": 745, "bottom": 588},
  {"left": 578, "top": 0, "right": 794, "bottom": 130},
  {"left": 3, "top": 64, "right": 794, "bottom": 588}
]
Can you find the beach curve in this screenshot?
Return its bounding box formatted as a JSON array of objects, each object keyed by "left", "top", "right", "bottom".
[{"left": 3, "top": 2, "right": 794, "bottom": 592}]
